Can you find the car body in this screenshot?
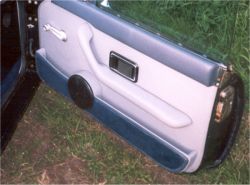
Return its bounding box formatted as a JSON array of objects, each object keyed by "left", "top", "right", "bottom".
[{"left": 1, "top": 0, "right": 245, "bottom": 173}]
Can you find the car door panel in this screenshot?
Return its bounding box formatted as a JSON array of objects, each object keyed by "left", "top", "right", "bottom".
[
  {"left": 35, "top": 48, "right": 192, "bottom": 172},
  {"left": 36, "top": 0, "right": 239, "bottom": 173},
  {"left": 53, "top": 0, "right": 220, "bottom": 86}
]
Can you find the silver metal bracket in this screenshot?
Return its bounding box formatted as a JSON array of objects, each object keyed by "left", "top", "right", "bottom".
[{"left": 216, "top": 64, "right": 233, "bottom": 88}]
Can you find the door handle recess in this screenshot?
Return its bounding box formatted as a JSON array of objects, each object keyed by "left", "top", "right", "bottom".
[
  {"left": 77, "top": 23, "right": 192, "bottom": 128},
  {"left": 43, "top": 24, "right": 67, "bottom": 42},
  {"left": 109, "top": 52, "right": 139, "bottom": 82}
]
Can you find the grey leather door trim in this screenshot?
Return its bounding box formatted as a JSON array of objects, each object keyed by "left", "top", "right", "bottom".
[{"left": 52, "top": 0, "right": 221, "bottom": 86}]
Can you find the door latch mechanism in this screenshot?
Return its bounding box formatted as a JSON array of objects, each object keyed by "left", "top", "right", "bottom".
[
  {"left": 215, "top": 86, "right": 235, "bottom": 123},
  {"left": 43, "top": 24, "right": 67, "bottom": 42}
]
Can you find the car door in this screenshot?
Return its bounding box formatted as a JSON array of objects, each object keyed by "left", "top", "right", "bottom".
[{"left": 35, "top": 0, "right": 244, "bottom": 173}]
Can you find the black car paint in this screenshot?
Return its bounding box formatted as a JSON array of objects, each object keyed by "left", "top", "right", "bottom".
[{"left": 202, "top": 74, "right": 244, "bottom": 168}]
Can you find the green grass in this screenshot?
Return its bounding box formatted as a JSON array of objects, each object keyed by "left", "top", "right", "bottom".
[
  {"left": 1, "top": 84, "right": 249, "bottom": 184},
  {"left": 33, "top": 88, "right": 154, "bottom": 183},
  {"left": 1, "top": 86, "right": 153, "bottom": 184}
]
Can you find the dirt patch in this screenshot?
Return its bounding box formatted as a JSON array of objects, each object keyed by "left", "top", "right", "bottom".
[
  {"left": 0, "top": 169, "right": 7, "bottom": 182},
  {"left": 0, "top": 112, "right": 53, "bottom": 183},
  {"left": 37, "top": 156, "right": 91, "bottom": 184},
  {"left": 145, "top": 163, "right": 189, "bottom": 184},
  {"left": 11, "top": 113, "right": 51, "bottom": 162}
]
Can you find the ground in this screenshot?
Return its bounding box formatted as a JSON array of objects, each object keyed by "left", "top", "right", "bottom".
[{"left": 1, "top": 84, "right": 249, "bottom": 184}]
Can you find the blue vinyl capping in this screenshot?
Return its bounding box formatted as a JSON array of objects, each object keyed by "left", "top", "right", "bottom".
[
  {"left": 35, "top": 49, "right": 189, "bottom": 172},
  {"left": 87, "top": 99, "right": 188, "bottom": 172},
  {"left": 52, "top": 0, "right": 221, "bottom": 86}
]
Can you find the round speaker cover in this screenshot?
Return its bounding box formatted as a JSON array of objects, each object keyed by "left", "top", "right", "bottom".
[{"left": 68, "top": 75, "right": 94, "bottom": 109}]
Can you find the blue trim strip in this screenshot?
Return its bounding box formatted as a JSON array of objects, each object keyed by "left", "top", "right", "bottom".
[
  {"left": 52, "top": 0, "right": 220, "bottom": 86},
  {"left": 87, "top": 99, "right": 188, "bottom": 172},
  {"left": 35, "top": 49, "right": 188, "bottom": 172},
  {"left": 35, "top": 49, "right": 70, "bottom": 97}
]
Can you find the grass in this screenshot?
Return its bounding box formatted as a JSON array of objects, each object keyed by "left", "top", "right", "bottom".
[
  {"left": 1, "top": 85, "right": 153, "bottom": 184},
  {"left": 1, "top": 84, "right": 249, "bottom": 184}
]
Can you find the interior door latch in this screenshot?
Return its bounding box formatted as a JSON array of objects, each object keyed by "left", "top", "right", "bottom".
[{"left": 43, "top": 24, "right": 67, "bottom": 42}]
